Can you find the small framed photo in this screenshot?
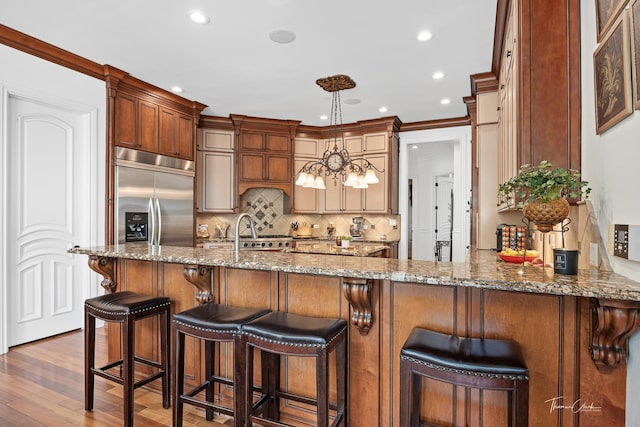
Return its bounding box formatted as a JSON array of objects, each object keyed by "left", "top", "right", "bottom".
[
  {"left": 594, "top": 11, "right": 633, "bottom": 134},
  {"left": 630, "top": 0, "right": 640, "bottom": 109},
  {"left": 596, "top": 0, "right": 629, "bottom": 42}
]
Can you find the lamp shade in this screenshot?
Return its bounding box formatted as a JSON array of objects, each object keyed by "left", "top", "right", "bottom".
[
  {"left": 295, "top": 172, "right": 308, "bottom": 186},
  {"left": 344, "top": 172, "right": 358, "bottom": 187},
  {"left": 364, "top": 168, "right": 379, "bottom": 184},
  {"left": 354, "top": 174, "right": 369, "bottom": 189},
  {"left": 313, "top": 176, "right": 326, "bottom": 189},
  {"left": 303, "top": 174, "right": 315, "bottom": 188}
]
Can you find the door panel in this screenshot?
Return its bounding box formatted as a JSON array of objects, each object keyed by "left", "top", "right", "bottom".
[{"left": 7, "top": 95, "right": 90, "bottom": 346}]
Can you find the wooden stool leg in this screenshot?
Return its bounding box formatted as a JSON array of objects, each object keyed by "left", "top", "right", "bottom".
[
  {"left": 399, "top": 359, "right": 410, "bottom": 427},
  {"left": 173, "top": 329, "right": 185, "bottom": 427},
  {"left": 161, "top": 308, "right": 170, "bottom": 409},
  {"left": 411, "top": 371, "right": 422, "bottom": 427},
  {"left": 260, "top": 351, "right": 280, "bottom": 420},
  {"left": 316, "top": 349, "right": 329, "bottom": 427},
  {"left": 336, "top": 337, "right": 347, "bottom": 425},
  {"left": 84, "top": 309, "right": 95, "bottom": 412},
  {"left": 123, "top": 316, "right": 136, "bottom": 427},
  {"left": 515, "top": 381, "right": 529, "bottom": 427},
  {"left": 246, "top": 343, "right": 255, "bottom": 427},
  {"left": 233, "top": 335, "right": 247, "bottom": 427},
  {"left": 205, "top": 339, "right": 215, "bottom": 421}
]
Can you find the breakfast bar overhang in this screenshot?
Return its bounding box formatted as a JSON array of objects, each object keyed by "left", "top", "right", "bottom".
[{"left": 71, "top": 243, "right": 640, "bottom": 426}]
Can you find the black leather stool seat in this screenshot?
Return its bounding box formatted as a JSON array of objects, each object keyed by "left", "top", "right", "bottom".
[
  {"left": 173, "top": 303, "right": 271, "bottom": 333},
  {"left": 173, "top": 303, "right": 270, "bottom": 427},
  {"left": 243, "top": 312, "right": 348, "bottom": 427},
  {"left": 242, "top": 312, "right": 348, "bottom": 347},
  {"left": 400, "top": 328, "right": 529, "bottom": 427},
  {"left": 85, "top": 291, "right": 171, "bottom": 427},
  {"left": 85, "top": 291, "right": 170, "bottom": 316},
  {"left": 401, "top": 328, "right": 528, "bottom": 378}
]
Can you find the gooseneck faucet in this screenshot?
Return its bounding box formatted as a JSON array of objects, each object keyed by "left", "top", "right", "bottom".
[{"left": 234, "top": 213, "right": 257, "bottom": 256}]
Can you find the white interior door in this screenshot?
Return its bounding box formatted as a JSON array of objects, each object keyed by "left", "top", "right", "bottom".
[{"left": 7, "top": 94, "right": 91, "bottom": 346}]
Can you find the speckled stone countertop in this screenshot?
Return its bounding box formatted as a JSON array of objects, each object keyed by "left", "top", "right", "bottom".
[
  {"left": 284, "top": 243, "right": 389, "bottom": 257},
  {"left": 69, "top": 244, "right": 640, "bottom": 302}
]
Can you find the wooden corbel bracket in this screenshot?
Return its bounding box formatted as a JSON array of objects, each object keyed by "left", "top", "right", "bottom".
[
  {"left": 183, "top": 265, "right": 214, "bottom": 304},
  {"left": 342, "top": 277, "right": 373, "bottom": 335},
  {"left": 88, "top": 255, "right": 116, "bottom": 293},
  {"left": 590, "top": 298, "right": 640, "bottom": 368}
]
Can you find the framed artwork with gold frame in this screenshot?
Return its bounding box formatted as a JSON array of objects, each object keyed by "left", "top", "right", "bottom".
[
  {"left": 630, "top": 0, "right": 640, "bottom": 109},
  {"left": 594, "top": 11, "right": 633, "bottom": 134},
  {"left": 596, "top": 0, "right": 629, "bottom": 42}
]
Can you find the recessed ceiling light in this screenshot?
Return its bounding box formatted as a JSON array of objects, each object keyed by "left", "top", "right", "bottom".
[
  {"left": 269, "top": 29, "right": 296, "bottom": 44},
  {"left": 432, "top": 71, "right": 445, "bottom": 80},
  {"left": 412, "top": 145, "right": 419, "bottom": 149},
  {"left": 171, "top": 86, "right": 184, "bottom": 93},
  {"left": 417, "top": 31, "right": 433, "bottom": 41},
  {"left": 441, "top": 98, "right": 451, "bottom": 105},
  {"left": 189, "top": 11, "right": 210, "bottom": 24},
  {"left": 320, "top": 115, "right": 328, "bottom": 120},
  {"left": 344, "top": 98, "right": 361, "bottom": 105},
  {"left": 379, "top": 106, "right": 388, "bottom": 113}
]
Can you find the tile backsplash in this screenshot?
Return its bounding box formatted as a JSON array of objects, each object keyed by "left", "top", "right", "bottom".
[{"left": 197, "top": 188, "right": 400, "bottom": 240}]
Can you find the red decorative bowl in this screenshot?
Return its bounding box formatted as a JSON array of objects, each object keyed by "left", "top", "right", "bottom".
[{"left": 498, "top": 253, "right": 538, "bottom": 264}]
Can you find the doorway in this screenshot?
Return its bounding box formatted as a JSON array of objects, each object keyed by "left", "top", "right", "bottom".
[{"left": 399, "top": 127, "right": 471, "bottom": 261}]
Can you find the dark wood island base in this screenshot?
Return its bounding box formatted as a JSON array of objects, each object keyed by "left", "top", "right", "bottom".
[{"left": 78, "top": 246, "right": 640, "bottom": 427}]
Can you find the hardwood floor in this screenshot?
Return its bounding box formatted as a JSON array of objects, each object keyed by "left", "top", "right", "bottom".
[{"left": 0, "top": 328, "right": 233, "bottom": 426}]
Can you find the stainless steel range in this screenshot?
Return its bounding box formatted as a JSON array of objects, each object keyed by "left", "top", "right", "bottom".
[{"left": 239, "top": 235, "right": 293, "bottom": 251}]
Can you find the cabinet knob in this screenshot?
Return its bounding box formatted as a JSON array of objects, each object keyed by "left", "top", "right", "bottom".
[
  {"left": 500, "top": 84, "right": 505, "bottom": 89},
  {"left": 506, "top": 50, "right": 512, "bottom": 57}
]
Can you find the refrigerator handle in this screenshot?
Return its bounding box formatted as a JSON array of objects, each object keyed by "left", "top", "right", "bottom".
[
  {"left": 148, "top": 197, "right": 156, "bottom": 245},
  {"left": 155, "top": 198, "right": 162, "bottom": 246}
]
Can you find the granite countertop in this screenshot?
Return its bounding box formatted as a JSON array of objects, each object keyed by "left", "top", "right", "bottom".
[
  {"left": 69, "top": 243, "right": 640, "bottom": 302},
  {"left": 284, "top": 242, "right": 389, "bottom": 257}
]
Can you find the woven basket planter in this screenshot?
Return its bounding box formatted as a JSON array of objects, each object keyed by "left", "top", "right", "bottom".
[{"left": 522, "top": 198, "right": 570, "bottom": 232}]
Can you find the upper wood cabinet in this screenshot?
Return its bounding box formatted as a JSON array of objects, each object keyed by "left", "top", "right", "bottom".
[
  {"left": 159, "top": 107, "right": 194, "bottom": 159},
  {"left": 494, "top": 0, "right": 580, "bottom": 209},
  {"left": 111, "top": 82, "right": 203, "bottom": 162},
  {"left": 231, "top": 115, "right": 300, "bottom": 203}
]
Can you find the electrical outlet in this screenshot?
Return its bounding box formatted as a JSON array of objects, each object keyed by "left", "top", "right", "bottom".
[
  {"left": 389, "top": 219, "right": 397, "bottom": 226},
  {"left": 590, "top": 243, "right": 599, "bottom": 267},
  {"left": 312, "top": 224, "right": 319, "bottom": 229}
]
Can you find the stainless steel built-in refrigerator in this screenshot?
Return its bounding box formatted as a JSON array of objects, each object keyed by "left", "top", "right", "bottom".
[{"left": 115, "top": 147, "right": 195, "bottom": 247}]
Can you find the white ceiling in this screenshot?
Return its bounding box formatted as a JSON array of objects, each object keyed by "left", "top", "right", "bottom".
[{"left": 2, "top": 0, "right": 497, "bottom": 126}]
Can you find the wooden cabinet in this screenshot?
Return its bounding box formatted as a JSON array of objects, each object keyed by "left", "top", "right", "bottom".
[
  {"left": 323, "top": 134, "right": 390, "bottom": 213},
  {"left": 197, "top": 129, "right": 235, "bottom": 213},
  {"left": 114, "top": 93, "right": 195, "bottom": 161},
  {"left": 495, "top": 0, "right": 581, "bottom": 210},
  {"left": 293, "top": 138, "right": 321, "bottom": 213},
  {"left": 231, "top": 115, "right": 300, "bottom": 202},
  {"left": 238, "top": 131, "right": 291, "bottom": 182},
  {"left": 159, "top": 108, "right": 194, "bottom": 159},
  {"left": 116, "top": 94, "right": 159, "bottom": 153}
]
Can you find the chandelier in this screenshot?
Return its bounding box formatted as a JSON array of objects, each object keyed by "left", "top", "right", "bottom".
[{"left": 295, "top": 74, "right": 383, "bottom": 190}]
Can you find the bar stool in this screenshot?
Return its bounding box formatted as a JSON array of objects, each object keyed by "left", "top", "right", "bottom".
[
  {"left": 242, "top": 312, "right": 348, "bottom": 427},
  {"left": 400, "top": 328, "right": 529, "bottom": 427},
  {"left": 84, "top": 291, "right": 171, "bottom": 427},
  {"left": 172, "top": 303, "right": 270, "bottom": 427}
]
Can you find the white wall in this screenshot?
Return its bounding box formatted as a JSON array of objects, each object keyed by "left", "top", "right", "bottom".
[
  {"left": 399, "top": 127, "right": 471, "bottom": 261},
  {"left": 0, "top": 44, "right": 106, "bottom": 352},
  {"left": 580, "top": 2, "right": 640, "bottom": 425}
]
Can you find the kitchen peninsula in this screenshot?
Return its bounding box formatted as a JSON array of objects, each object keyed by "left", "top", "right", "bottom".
[{"left": 71, "top": 244, "right": 640, "bottom": 427}]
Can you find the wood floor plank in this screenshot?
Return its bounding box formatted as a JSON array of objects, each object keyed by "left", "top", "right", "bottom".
[{"left": 0, "top": 328, "right": 230, "bottom": 426}]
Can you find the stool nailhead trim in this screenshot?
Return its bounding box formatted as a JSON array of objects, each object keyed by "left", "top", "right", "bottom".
[
  {"left": 400, "top": 354, "right": 529, "bottom": 381},
  {"left": 85, "top": 301, "right": 171, "bottom": 317},
  {"left": 242, "top": 325, "right": 347, "bottom": 349},
  {"left": 173, "top": 319, "right": 240, "bottom": 335}
]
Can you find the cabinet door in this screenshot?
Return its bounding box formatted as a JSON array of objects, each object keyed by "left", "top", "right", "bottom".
[
  {"left": 241, "top": 132, "right": 265, "bottom": 151},
  {"left": 363, "top": 133, "right": 388, "bottom": 153},
  {"left": 363, "top": 155, "right": 388, "bottom": 213},
  {"left": 267, "top": 134, "right": 290, "bottom": 153},
  {"left": 159, "top": 108, "right": 177, "bottom": 155},
  {"left": 200, "top": 151, "right": 235, "bottom": 212},
  {"left": 293, "top": 158, "right": 320, "bottom": 213},
  {"left": 201, "top": 130, "right": 234, "bottom": 151},
  {"left": 138, "top": 100, "right": 158, "bottom": 152},
  {"left": 343, "top": 185, "right": 362, "bottom": 212},
  {"left": 323, "top": 179, "right": 343, "bottom": 213},
  {"left": 239, "top": 153, "right": 265, "bottom": 180},
  {"left": 266, "top": 154, "right": 291, "bottom": 182},
  {"left": 176, "top": 114, "right": 194, "bottom": 160},
  {"left": 116, "top": 94, "right": 137, "bottom": 147}
]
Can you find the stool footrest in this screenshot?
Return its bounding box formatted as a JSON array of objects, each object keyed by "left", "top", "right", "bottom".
[{"left": 179, "top": 394, "right": 234, "bottom": 417}]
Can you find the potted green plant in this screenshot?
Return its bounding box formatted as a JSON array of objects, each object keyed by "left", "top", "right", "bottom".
[{"left": 497, "top": 160, "right": 591, "bottom": 232}]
